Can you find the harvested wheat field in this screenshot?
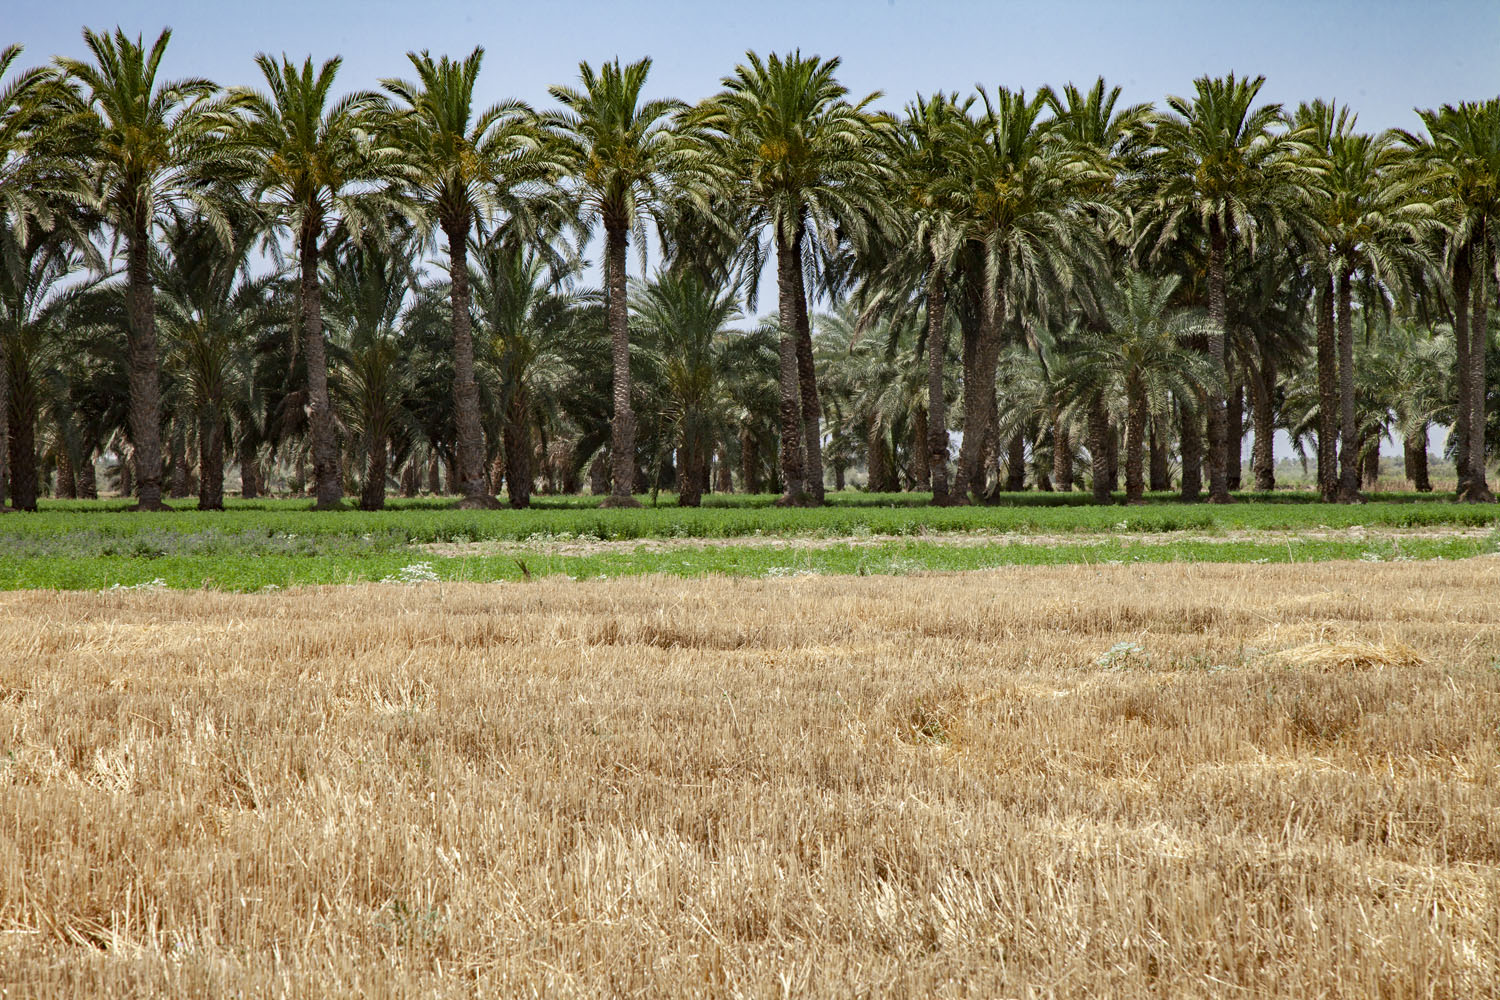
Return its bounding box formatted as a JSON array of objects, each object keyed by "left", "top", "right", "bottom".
[{"left": 2, "top": 561, "right": 1499, "bottom": 998}]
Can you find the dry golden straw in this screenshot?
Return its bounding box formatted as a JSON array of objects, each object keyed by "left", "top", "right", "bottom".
[{"left": 1, "top": 560, "right": 1498, "bottom": 997}]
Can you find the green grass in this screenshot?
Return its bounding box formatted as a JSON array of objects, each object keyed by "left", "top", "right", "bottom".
[
  {"left": 3, "top": 535, "right": 1492, "bottom": 592},
  {"left": 2, "top": 491, "right": 1496, "bottom": 591}
]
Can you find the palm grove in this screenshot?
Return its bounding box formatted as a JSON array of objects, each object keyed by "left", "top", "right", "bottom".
[{"left": 2, "top": 30, "right": 1497, "bottom": 513}]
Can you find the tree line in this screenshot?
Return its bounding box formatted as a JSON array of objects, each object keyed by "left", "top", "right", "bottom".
[{"left": 1, "top": 28, "right": 1497, "bottom": 512}]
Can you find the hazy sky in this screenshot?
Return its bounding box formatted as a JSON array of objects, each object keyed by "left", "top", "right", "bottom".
[{"left": 10, "top": 1, "right": 1499, "bottom": 131}]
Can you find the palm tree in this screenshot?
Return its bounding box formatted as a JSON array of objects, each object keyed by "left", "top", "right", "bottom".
[
  {"left": 1404, "top": 100, "right": 1500, "bottom": 502},
  {"left": 156, "top": 205, "right": 281, "bottom": 510},
  {"left": 468, "top": 234, "right": 583, "bottom": 509},
  {"left": 1063, "top": 272, "right": 1218, "bottom": 503},
  {"left": 1316, "top": 128, "right": 1435, "bottom": 501},
  {"left": 56, "top": 28, "right": 233, "bottom": 510},
  {"left": 942, "top": 87, "right": 1103, "bottom": 502},
  {"left": 0, "top": 223, "right": 84, "bottom": 509},
  {"left": 632, "top": 270, "right": 744, "bottom": 506},
  {"left": 1146, "top": 74, "right": 1311, "bottom": 502},
  {"left": 543, "top": 58, "right": 683, "bottom": 507},
  {"left": 382, "top": 47, "right": 554, "bottom": 509},
  {"left": 233, "top": 53, "right": 406, "bottom": 509},
  {"left": 323, "top": 228, "right": 418, "bottom": 511},
  {"left": 893, "top": 92, "right": 972, "bottom": 503},
  {"left": 692, "top": 51, "right": 891, "bottom": 505}
]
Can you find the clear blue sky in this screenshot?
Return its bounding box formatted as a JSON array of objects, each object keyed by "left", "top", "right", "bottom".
[{"left": 10, "top": 1, "right": 1499, "bottom": 131}]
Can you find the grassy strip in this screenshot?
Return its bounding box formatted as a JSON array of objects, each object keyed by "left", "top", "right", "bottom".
[
  {"left": 5, "top": 534, "right": 1492, "bottom": 592},
  {"left": 4, "top": 495, "right": 1498, "bottom": 551}
]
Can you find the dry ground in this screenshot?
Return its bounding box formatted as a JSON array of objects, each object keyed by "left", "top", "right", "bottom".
[{"left": 1, "top": 562, "right": 1498, "bottom": 998}]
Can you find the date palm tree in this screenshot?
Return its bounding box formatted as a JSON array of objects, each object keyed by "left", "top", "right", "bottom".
[
  {"left": 1317, "top": 128, "right": 1435, "bottom": 501},
  {"left": 1062, "top": 272, "right": 1218, "bottom": 503},
  {"left": 941, "top": 87, "right": 1104, "bottom": 502},
  {"left": 543, "top": 58, "right": 683, "bottom": 507},
  {"left": 382, "top": 47, "right": 554, "bottom": 509},
  {"left": 233, "top": 53, "right": 407, "bottom": 509},
  {"left": 1403, "top": 100, "right": 1500, "bottom": 502},
  {"left": 1146, "top": 74, "right": 1311, "bottom": 503},
  {"left": 692, "top": 51, "right": 892, "bottom": 505},
  {"left": 156, "top": 204, "right": 280, "bottom": 510},
  {"left": 56, "top": 28, "right": 234, "bottom": 510}
]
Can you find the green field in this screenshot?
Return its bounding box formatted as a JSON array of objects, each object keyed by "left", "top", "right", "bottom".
[{"left": 2, "top": 491, "right": 1496, "bottom": 591}]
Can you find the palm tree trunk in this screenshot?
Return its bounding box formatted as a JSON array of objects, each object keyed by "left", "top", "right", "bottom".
[
  {"left": 358, "top": 430, "right": 387, "bottom": 511},
  {"left": 678, "top": 436, "right": 703, "bottom": 507},
  {"left": 773, "top": 228, "right": 807, "bottom": 504},
  {"left": 913, "top": 406, "right": 931, "bottom": 490},
  {"left": 1405, "top": 425, "right": 1432, "bottom": 492},
  {"left": 1053, "top": 419, "right": 1073, "bottom": 492},
  {"left": 1362, "top": 441, "right": 1380, "bottom": 488},
  {"left": 198, "top": 409, "right": 225, "bottom": 511},
  {"left": 1450, "top": 243, "right": 1473, "bottom": 494},
  {"left": 126, "top": 210, "right": 169, "bottom": 511},
  {"left": 1315, "top": 275, "right": 1339, "bottom": 501},
  {"left": 1464, "top": 224, "right": 1493, "bottom": 501},
  {"left": 443, "top": 216, "right": 499, "bottom": 509},
  {"left": 119, "top": 448, "right": 134, "bottom": 499},
  {"left": 169, "top": 419, "right": 190, "bottom": 499},
  {"left": 1125, "top": 381, "right": 1146, "bottom": 504},
  {"left": 789, "top": 224, "right": 825, "bottom": 503},
  {"left": 238, "top": 440, "right": 259, "bottom": 499},
  {"left": 925, "top": 267, "right": 952, "bottom": 504},
  {"left": 1226, "top": 375, "right": 1243, "bottom": 491},
  {"left": 601, "top": 218, "right": 639, "bottom": 507},
  {"left": 1148, "top": 417, "right": 1170, "bottom": 492},
  {"left": 7, "top": 386, "right": 36, "bottom": 511},
  {"left": 0, "top": 345, "right": 7, "bottom": 509},
  {"left": 1005, "top": 432, "right": 1026, "bottom": 491},
  {"left": 1088, "top": 396, "right": 1111, "bottom": 504},
  {"left": 1336, "top": 267, "right": 1361, "bottom": 502},
  {"left": 739, "top": 429, "right": 761, "bottom": 495},
  {"left": 1205, "top": 214, "right": 1231, "bottom": 503},
  {"left": 503, "top": 395, "right": 533, "bottom": 509},
  {"left": 1251, "top": 352, "right": 1277, "bottom": 492},
  {"left": 953, "top": 276, "right": 1004, "bottom": 502},
  {"left": 588, "top": 449, "right": 609, "bottom": 497},
  {"left": 55, "top": 449, "right": 75, "bottom": 499},
  {"left": 1179, "top": 400, "right": 1202, "bottom": 501},
  {"left": 299, "top": 217, "right": 342, "bottom": 510},
  {"left": 715, "top": 446, "right": 733, "bottom": 493}
]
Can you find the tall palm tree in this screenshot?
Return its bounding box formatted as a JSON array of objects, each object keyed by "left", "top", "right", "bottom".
[
  {"left": 56, "top": 28, "right": 232, "bottom": 510},
  {"left": 382, "top": 47, "right": 554, "bottom": 509},
  {"left": 941, "top": 86, "right": 1103, "bottom": 502},
  {"left": 233, "top": 54, "right": 405, "bottom": 509},
  {"left": 692, "top": 51, "right": 891, "bottom": 505},
  {"left": 1404, "top": 100, "right": 1500, "bottom": 502},
  {"left": 1146, "top": 74, "right": 1311, "bottom": 503},
  {"left": 543, "top": 58, "right": 682, "bottom": 507},
  {"left": 893, "top": 92, "right": 972, "bottom": 504},
  {"left": 1317, "top": 128, "right": 1434, "bottom": 501}
]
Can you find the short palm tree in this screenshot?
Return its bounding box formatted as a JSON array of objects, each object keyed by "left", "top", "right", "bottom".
[
  {"left": 691, "top": 51, "right": 891, "bottom": 505},
  {"left": 233, "top": 53, "right": 406, "bottom": 509},
  {"left": 56, "top": 28, "right": 233, "bottom": 510},
  {"left": 632, "top": 270, "right": 744, "bottom": 506},
  {"left": 156, "top": 205, "right": 280, "bottom": 510},
  {"left": 382, "top": 47, "right": 554, "bottom": 508},
  {"left": 1146, "top": 74, "right": 1311, "bottom": 502},
  {"left": 543, "top": 58, "right": 683, "bottom": 507},
  {"left": 1064, "top": 272, "right": 1218, "bottom": 503}
]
